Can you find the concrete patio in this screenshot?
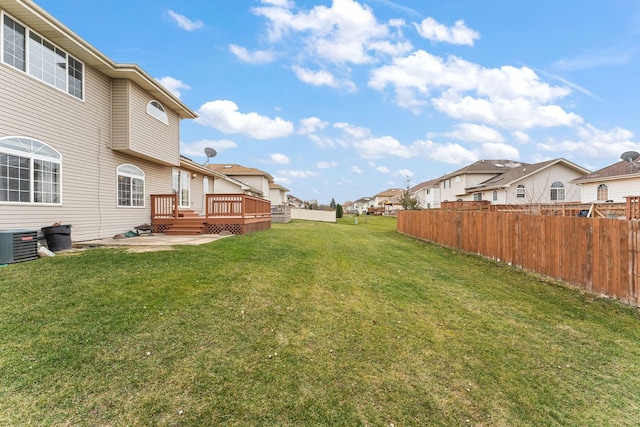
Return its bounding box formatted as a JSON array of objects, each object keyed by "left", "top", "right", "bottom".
[{"left": 72, "top": 233, "right": 232, "bottom": 252}]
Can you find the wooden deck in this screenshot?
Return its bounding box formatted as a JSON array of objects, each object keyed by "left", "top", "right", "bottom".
[{"left": 151, "top": 194, "right": 271, "bottom": 235}]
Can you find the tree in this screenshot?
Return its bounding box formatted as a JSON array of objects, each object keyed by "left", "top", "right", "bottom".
[
  {"left": 336, "top": 203, "right": 343, "bottom": 218},
  {"left": 330, "top": 198, "right": 336, "bottom": 210},
  {"left": 400, "top": 177, "right": 422, "bottom": 210}
]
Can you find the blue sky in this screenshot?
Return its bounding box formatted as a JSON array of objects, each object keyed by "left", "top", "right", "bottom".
[{"left": 36, "top": 0, "right": 640, "bottom": 204}]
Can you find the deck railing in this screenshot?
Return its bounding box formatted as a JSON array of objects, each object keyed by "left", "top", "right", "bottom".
[
  {"left": 151, "top": 194, "right": 179, "bottom": 219},
  {"left": 626, "top": 196, "right": 640, "bottom": 220},
  {"left": 205, "top": 194, "right": 271, "bottom": 219},
  {"left": 151, "top": 194, "right": 271, "bottom": 220}
]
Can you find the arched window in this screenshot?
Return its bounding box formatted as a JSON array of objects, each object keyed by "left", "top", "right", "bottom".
[
  {"left": 596, "top": 184, "right": 609, "bottom": 201},
  {"left": 550, "top": 181, "right": 565, "bottom": 201},
  {"left": 117, "top": 164, "right": 145, "bottom": 207},
  {"left": 146, "top": 100, "right": 168, "bottom": 124},
  {"left": 516, "top": 184, "right": 526, "bottom": 198},
  {"left": 493, "top": 190, "right": 498, "bottom": 201},
  {"left": 0, "top": 136, "right": 61, "bottom": 204}
]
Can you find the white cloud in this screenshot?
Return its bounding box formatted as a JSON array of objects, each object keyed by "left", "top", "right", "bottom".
[
  {"left": 376, "top": 166, "right": 390, "bottom": 173},
  {"left": 292, "top": 66, "right": 355, "bottom": 90},
  {"left": 353, "top": 136, "right": 418, "bottom": 159},
  {"left": 414, "top": 17, "right": 479, "bottom": 46},
  {"left": 261, "top": 0, "right": 293, "bottom": 7},
  {"left": 196, "top": 100, "right": 294, "bottom": 139},
  {"left": 229, "top": 44, "right": 277, "bottom": 64},
  {"left": 537, "top": 124, "right": 637, "bottom": 158},
  {"left": 156, "top": 76, "right": 191, "bottom": 99},
  {"left": 299, "top": 117, "right": 329, "bottom": 135},
  {"left": 270, "top": 153, "right": 291, "bottom": 164},
  {"left": 252, "top": 0, "right": 412, "bottom": 64},
  {"left": 166, "top": 10, "right": 204, "bottom": 31},
  {"left": 512, "top": 131, "right": 531, "bottom": 143},
  {"left": 277, "top": 169, "right": 320, "bottom": 178},
  {"left": 369, "top": 50, "right": 582, "bottom": 130},
  {"left": 480, "top": 142, "right": 520, "bottom": 159},
  {"left": 308, "top": 134, "right": 336, "bottom": 148},
  {"left": 351, "top": 166, "right": 364, "bottom": 174},
  {"left": 417, "top": 139, "right": 479, "bottom": 164},
  {"left": 441, "top": 123, "right": 504, "bottom": 143},
  {"left": 317, "top": 161, "right": 338, "bottom": 169},
  {"left": 396, "top": 168, "right": 414, "bottom": 177},
  {"left": 179, "top": 139, "right": 237, "bottom": 158}
]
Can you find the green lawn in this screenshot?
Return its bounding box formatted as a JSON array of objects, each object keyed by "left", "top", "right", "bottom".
[{"left": 1, "top": 216, "right": 640, "bottom": 426}]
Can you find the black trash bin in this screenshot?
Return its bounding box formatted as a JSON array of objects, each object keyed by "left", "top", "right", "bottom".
[{"left": 41, "top": 224, "right": 72, "bottom": 251}]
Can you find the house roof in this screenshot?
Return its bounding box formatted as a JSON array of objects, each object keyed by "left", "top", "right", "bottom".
[
  {"left": 269, "top": 183, "right": 290, "bottom": 192},
  {"left": 180, "top": 156, "right": 226, "bottom": 179},
  {"left": 181, "top": 156, "right": 263, "bottom": 196},
  {"left": 468, "top": 158, "right": 590, "bottom": 191},
  {"left": 287, "top": 194, "right": 304, "bottom": 204},
  {"left": 374, "top": 188, "right": 402, "bottom": 198},
  {"left": 439, "top": 159, "right": 526, "bottom": 181},
  {"left": 410, "top": 178, "right": 440, "bottom": 192},
  {"left": 4, "top": 0, "right": 197, "bottom": 119},
  {"left": 206, "top": 164, "right": 275, "bottom": 182},
  {"left": 571, "top": 160, "right": 640, "bottom": 184},
  {"left": 353, "top": 197, "right": 373, "bottom": 204}
]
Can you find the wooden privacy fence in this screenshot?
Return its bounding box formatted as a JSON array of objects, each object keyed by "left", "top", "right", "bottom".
[{"left": 398, "top": 210, "right": 640, "bottom": 307}]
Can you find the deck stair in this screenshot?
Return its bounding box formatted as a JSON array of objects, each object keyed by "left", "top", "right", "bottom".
[{"left": 165, "top": 210, "right": 206, "bottom": 235}]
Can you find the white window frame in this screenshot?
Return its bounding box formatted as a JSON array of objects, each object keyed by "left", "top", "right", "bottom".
[
  {"left": 493, "top": 190, "right": 498, "bottom": 201},
  {"left": 0, "top": 136, "right": 62, "bottom": 205},
  {"left": 473, "top": 192, "right": 483, "bottom": 201},
  {"left": 117, "top": 164, "right": 145, "bottom": 208},
  {"left": 550, "top": 181, "right": 565, "bottom": 201},
  {"left": 147, "top": 100, "right": 168, "bottom": 125},
  {"left": 516, "top": 184, "right": 526, "bottom": 198},
  {"left": 2, "top": 12, "right": 84, "bottom": 100},
  {"left": 596, "top": 184, "right": 608, "bottom": 201}
]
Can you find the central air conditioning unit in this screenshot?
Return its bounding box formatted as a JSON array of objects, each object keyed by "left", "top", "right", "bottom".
[{"left": 0, "top": 229, "right": 39, "bottom": 264}]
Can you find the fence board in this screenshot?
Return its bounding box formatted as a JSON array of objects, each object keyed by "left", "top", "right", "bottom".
[{"left": 398, "top": 210, "right": 640, "bottom": 307}]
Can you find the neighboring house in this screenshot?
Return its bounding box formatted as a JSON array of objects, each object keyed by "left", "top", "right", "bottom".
[
  {"left": 439, "top": 160, "right": 524, "bottom": 202},
  {"left": 287, "top": 194, "right": 304, "bottom": 208},
  {"left": 206, "top": 164, "right": 274, "bottom": 200},
  {"left": 0, "top": 1, "right": 209, "bottom": 241},
  {"left": 571, "top": 159, "right": 640, "bottom": 203},
  {"left": 410, "top": 179, "right": 440, "bottom": 209},
  {"left": 269, "top": 183, "right": 289, "bottom": 206},
  {"left": 372, "top": 188, "right": 403, "bottom": 214},
  {"left": 351, "top": 197, "right": 373, "bottom": 214},
  {"left": 467, "top": 158, "right": 589, "bottom": 204}
]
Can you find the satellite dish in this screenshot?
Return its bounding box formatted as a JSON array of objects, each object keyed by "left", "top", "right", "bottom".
[
  {"left": 620, "top": 151, "right": 640, "bottom": 162},
  {"left": 203, "top": 147, "right": 217, "bottom": 165}
]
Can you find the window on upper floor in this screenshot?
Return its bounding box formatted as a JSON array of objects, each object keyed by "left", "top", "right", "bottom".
[
  {"left": 117, "top": 164, "right": 145, "bottom": 207},
  {"left": 596, "top": 184, "right": 609, "bottom": 201},
  {"left": 2, "top": 13, "right": 84, "bottom": 100},
  {"left": 516, "top": 184, "right": 526, "bottom": 198},
  {"left": 147, "top": 101, "right": 168, "bottom": 125},
  {"left": 550, "top": 181, "right": 565, "bottom": 201},
  {"left": 0, "top": 137, "right": 61, "bottom": 204}
]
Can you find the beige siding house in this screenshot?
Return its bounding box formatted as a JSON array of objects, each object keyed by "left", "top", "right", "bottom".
[
  {"left": 206, "top": 164, "right": 274, "bottom": 199},
  {"left": 572, "top": 159, "right": 640, "bottom": 203},
  {"left": 269, "top": 183, "right": 289, "bottom": 206},
  {"left": 0, "top": 0, "right": 218, "bottom": 241},
  {"left": 437, "top": 159, "right": 588, "bottom": 204},
  {"left": 410, "top": 179, "right": 440, "bottom": 209},
  {"left": 468, "top": 158, "right": 589, "bottom": 204}
]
